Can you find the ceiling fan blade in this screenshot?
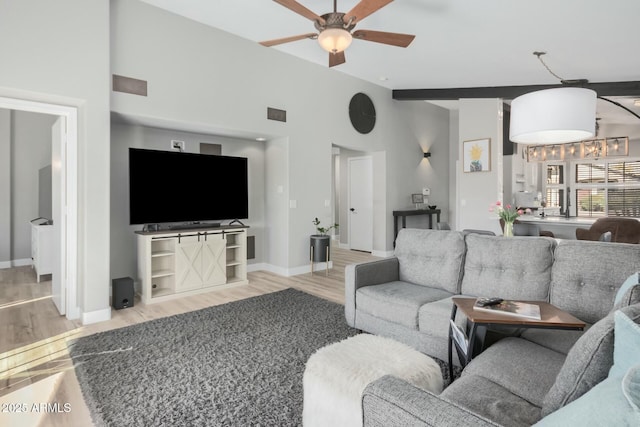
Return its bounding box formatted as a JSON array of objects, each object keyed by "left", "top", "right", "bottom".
[
  {"left": 273, "top": 0, "right": 326, "bottom": 25},
  {"left": 352, "top": 29, "right": 415, "bottom": 47},
  {"left": 344, "top": 0, "right": 394, "bottom": 25},
  {"left": 260, "top": 33, "right": 317, "bottom": 47},
  {"left": 329, "top": 51, "right": 346, "bottom": 67}
]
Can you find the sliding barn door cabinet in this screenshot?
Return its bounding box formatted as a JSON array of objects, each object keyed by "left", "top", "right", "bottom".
[{"left": 136, "top": 226, "right": 248, "bottom": 304}]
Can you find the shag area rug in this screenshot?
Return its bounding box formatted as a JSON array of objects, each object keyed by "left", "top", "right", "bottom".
[{"left": 69, "top": 288, "right": 458, "bottom": 426}]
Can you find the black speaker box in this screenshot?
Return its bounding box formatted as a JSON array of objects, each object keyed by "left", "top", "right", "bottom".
[{"left": 112, "top": 277, "right": 134, "bottom": 309}]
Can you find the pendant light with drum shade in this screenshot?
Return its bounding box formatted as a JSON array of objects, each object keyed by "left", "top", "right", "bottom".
[
  {"left": 509, "top": 52, "right": 597, "bottom": 145},
  {"left": 510, "top": 87, "right": 597, "bottom": 144}
]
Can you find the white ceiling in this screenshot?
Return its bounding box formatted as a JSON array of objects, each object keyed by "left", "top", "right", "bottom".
[{"left": 139, "top": 0, "right": 640, "bottom": 125}]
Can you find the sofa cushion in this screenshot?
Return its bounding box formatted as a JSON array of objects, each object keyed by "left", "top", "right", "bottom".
[
  {"left": 441, "top": 374, "right": 541, "bottom": 427},
  {"left": 613, "top": 272, "right": 640, "bottom": 311},
  {"left": 462, "top": 337, "right": 566, "bottom": 407},
  {"left": 356, "top": 282, "right": 453, "bottom": 329},
  {"left": 541, "top": 303, "right": 640, "bottom": 416},
  {"left": 394, "top": 229, "right": 466, "bottom": 294},
  {"left": 519, "top": 327, "right": 588, "bottom": 356},
  {"left": 460, "top": 234, "right": 555, "bottom": 300},
  {"left": 418, "top": 295, "right": 472, "bottom": 339},
  {"left": 550, "top": 240, "right": 640, "bottom": 323}
]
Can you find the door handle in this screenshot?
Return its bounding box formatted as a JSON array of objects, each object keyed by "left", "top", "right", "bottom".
[{"left": 350, "top": 208, "right": 355, "bottom": 212}]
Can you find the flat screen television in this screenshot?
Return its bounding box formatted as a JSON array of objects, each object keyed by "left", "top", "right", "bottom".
[{"left": 129, "top": 148, "right": 248, "bottom": 225}]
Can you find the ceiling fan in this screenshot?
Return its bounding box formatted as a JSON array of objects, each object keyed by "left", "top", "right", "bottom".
[{"left": 260, "top": 0, "right": 415, "bottom": 67}]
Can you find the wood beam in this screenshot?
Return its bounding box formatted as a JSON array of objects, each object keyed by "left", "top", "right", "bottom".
[{"left": 392, "top": 81, "right": 640, "bottom": 101}]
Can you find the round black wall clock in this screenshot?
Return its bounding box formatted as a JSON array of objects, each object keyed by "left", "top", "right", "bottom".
[{"left": 349, "top": 93, "right": 376, "bottom": 134}]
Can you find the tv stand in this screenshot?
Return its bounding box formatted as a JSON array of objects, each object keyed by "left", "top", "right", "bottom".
[
  {"left": 135, "top": 225, "right": 249, "bottom": 304},
  {"left": 228, "top": 219, "right": 245, "bottom": 227}
]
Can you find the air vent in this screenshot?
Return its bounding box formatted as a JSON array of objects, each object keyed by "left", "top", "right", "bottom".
[
  {"left": 112, "top": 74, "right": 148, "bottom": 96},
  {"left": 267, "top": 107, "right": 287, "bottom": 122}
]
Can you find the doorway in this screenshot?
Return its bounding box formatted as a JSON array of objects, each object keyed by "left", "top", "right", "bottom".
[
  {"left": 0, "top": 96, "right": 79, "bottom": 319},
  {"left": 348, "top": 156, "right": 373, "bottom": 252}
]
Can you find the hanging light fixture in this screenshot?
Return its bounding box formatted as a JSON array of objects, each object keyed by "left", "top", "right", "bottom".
[
  {"left": 509, "top": 52, "right": 598, "bottom": 145},
  {"left": 510, "top": 87, "right": 597, "bottom": 145},
  {"left": 317, "top": 28, "right": 352, "bottom": 53}
]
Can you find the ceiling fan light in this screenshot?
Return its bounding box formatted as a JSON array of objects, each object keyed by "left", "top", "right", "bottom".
[
  {"left": 510, "top": 87, "right": 597, "bottom": 145},
  {"left": 318, "top": 28, "right": 352, "bottom": 53}
]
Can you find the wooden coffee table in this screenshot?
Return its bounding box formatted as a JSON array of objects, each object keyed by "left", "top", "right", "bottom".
[{"left": 447, "top": 297, "right": 586, "bottom": 381}]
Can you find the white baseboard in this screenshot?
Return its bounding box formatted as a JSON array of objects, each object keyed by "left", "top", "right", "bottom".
[
  {"left": 249, "top": 262, "right": 333, "bottom": 277},
  {"left": 0, "top": 258, "right": 32, "bottom": 269},
  {"left": 372, "top": 249, "right": 394, "bottom": 258},
  {"left": 81, "top": 307, "right": 112, "bottom": 325}
]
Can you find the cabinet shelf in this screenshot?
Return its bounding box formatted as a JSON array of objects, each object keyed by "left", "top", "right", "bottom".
[
  {"left": 151, "top": 269, "right": 174, "bottom": 278},
  {"left": 152, "top": 250, "right": 174, "bottom": 258}
]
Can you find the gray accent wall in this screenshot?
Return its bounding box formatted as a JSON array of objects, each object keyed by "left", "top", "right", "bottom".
[
  {"left": 0, "top": 109, "right": 54, "bottom": 265},
  {"left": 10, "top": 111, "right": 55, "bottom": 261},
  {"left": 110, "top": 123, "right": 266, "bottom": 281}
]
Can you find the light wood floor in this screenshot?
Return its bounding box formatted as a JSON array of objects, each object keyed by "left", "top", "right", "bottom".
[{"left": 0, "top": 246, "right": 378, "bottom": 427}]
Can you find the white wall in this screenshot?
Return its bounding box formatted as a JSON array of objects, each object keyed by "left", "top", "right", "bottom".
[
  {"left": 110, "top": 0, "right": 451, "bottom": 272},
  {"left": 10, "top": 111, "right": 55, "bottom": 260},
  {"left": 0, "top": 0, "right": 111, "bottom": 318},
  {"left": 0, "top": 110, "right": 10, "bottom": 264},
  {"left": 264, "top": 137, "right": 290, "bottom": 272},
  {"left": 458, "top": 99, "right": 504, "bottom": 234},
  {"left": 448, "top": 109, "right": 460, "bottom": 229}
]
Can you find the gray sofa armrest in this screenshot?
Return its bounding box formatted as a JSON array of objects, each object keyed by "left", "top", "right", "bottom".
[
  {"left": 363, "top": 376, "right": 501, "bottom": 427},
  {"left": 345, "top": 258, "right": 400, "bottom": 327}
]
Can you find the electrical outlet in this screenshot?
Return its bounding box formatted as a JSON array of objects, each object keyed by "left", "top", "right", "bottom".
[{"left": 171, "top": 140, "right": 185, "bottom": 151}]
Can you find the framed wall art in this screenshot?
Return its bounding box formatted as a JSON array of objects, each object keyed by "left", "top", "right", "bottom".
[{"left": 463, "top": 138, "right": 491, "bottom": 173}]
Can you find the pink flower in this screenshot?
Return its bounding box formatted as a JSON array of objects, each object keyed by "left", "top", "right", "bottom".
[
  {"left": 525, "top": 208, "right": 532, "bottom": 214},
  {"left": 496, "top": 201, "right": 502, "bottom": 206},
  {"left": 506, "top": 204, "right": 512, "bottom": 209},
  {"left": 517, "top": 209, "right": 524, "bottom": 215}
]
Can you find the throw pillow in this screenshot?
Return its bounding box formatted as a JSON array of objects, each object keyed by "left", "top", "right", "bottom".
[
  {"left": 534, "top": 366, "right": 640, "bottom": 426},
  {"left": 540, "top": 304, "right": 640, "bottom": 417},
  {"left": 614, "top": 272, "right": 640, "bottom": 310},
  {"left": 623, "top": 364, "right": 640, "bottom": 413},
  {"left": 610, "top": 311, "right": 640, "bottom": 378}
]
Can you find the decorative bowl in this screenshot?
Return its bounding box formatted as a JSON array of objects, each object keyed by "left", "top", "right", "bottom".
[{"left": 428, "top": 205, "right": 437, "bottom": 210}]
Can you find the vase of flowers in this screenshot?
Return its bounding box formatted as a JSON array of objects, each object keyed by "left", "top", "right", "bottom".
[{"left": 490, "top": 201, "right": 523, "bottom": 237}]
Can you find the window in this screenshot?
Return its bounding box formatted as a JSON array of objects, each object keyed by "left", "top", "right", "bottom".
[
  {"left": 544, "top": 163, "right": 565, "bottom": 211},
  {"left": 574, "top": 160, "right": 640, "bottom": 218}
]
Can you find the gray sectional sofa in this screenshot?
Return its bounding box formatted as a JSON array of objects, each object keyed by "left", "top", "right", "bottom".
[{"left": 345, "top": 229, "right": 640, "bottom": 426}]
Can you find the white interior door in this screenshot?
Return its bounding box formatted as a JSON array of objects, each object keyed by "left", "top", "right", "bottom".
[
  {"left": 348, "top": 156, "right": 373, "bottom": 252},
  {"left": 51, "top": 117, "right": 65, "bottom": 315}
]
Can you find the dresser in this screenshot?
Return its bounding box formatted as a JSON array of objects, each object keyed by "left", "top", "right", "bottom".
[{"left": 31, "top": 223, "right": 53, "bottom": 282}]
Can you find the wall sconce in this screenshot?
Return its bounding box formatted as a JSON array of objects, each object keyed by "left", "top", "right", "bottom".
[{"left": 423, "top": 152, "right": 431, "bottom": 158}]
